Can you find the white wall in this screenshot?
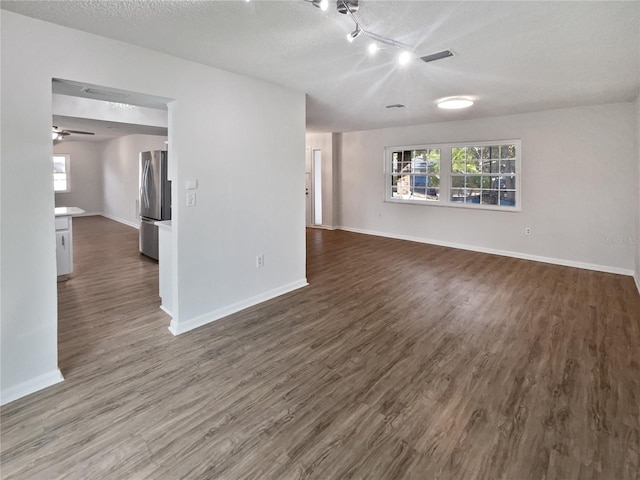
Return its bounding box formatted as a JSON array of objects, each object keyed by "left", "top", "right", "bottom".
[
  {"left": 1, "top": 11, "right": 306, "bottom": 404},
  {"left": 340, "top": 102, "right": 637, "bottom": 274},
  {"left": 53, "top": 94, "right": 167, "bottom": 128},
  {"left": 101, "top": 134, "right": 168, "bottom": 227},
  {"left": 53, "top": 141, "right": 103, "bottom": 214},
  {"left": 635, "top": 96, "right": 640, "bottom": 293}
]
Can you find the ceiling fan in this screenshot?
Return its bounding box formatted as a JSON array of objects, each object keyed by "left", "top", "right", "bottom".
[{"left": 52, "top": 126, "right": 95, "bottom": 143}]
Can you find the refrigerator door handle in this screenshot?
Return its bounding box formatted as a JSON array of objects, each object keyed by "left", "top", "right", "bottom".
[{"left": 141, "top": 160, "right": 150, "bottom": 210}]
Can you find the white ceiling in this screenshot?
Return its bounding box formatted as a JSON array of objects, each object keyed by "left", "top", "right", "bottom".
[{"left": 3, "top": 0, "right": 639, "bottom": 133}]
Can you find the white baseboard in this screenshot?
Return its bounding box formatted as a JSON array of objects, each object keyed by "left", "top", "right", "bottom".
[
  {"left": 634, "top": 272, "right": 640, "bottom": 296},
  {"left": 0, "top": 369, "right": 64, "bottom": 406},
  {"left": 169, "top": 279, "right": 309, "bottom": 335},
  {"left": 100, "top": 213, "right": 140, "bottom": 230},
  {"left": 75, "top": 211, "right": 101, "bottom": 217},
  {"left": 308, "top": 224, "right": 336, "bottom": 231},
  {"left": 160, "top": 305, "right": 173, "bottom": 317},
  {"left": 338, "top": 226, "right": 635, "bottom": 277}
]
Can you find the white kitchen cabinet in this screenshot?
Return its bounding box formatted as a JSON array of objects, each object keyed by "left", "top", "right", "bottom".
[
  {"left": 56, "top": 230, "right": 71, "bottom": 276},
  {"left": 155, "top": 220, "right": 173, "bottom": 316},
  {"left": 54, "top": 207, "right": 84, "bottom": 279}
]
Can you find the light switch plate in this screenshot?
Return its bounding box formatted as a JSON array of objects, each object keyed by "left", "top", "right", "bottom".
[{"left": 185, "top": 179, "right": 197, "bottom": 190}]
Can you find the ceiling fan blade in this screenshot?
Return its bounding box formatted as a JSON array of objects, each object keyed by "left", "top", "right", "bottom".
[{"left": 63, "top": 129, "right": 95, "bottom": 135}]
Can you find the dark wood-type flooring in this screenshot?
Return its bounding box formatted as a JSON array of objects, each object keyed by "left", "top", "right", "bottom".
[{"left": 2, "top": 216, "right": 640, "bottom": 479}]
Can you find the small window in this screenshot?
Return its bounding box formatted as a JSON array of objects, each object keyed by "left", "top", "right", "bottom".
[
  {"left": 450, "top": 144, "right": 517, "bottom": 207},
  {"left": 53, "top": 154, "right": 70, "bottom": 192},
  {"left": 389, "top": 149, "right": 441, "bottom": 202}
]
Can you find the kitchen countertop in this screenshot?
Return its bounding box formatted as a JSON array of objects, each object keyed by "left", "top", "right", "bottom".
[
  {"left": 155, "top": 220, "right": 172, "bottom": 231},
  {"left": 55, "top": 207, "right": 85, "bottom": 217}
]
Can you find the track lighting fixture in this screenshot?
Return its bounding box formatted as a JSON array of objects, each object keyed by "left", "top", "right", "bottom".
[{"left": 304, "top": 0, "right": 445, "bottom": 67}]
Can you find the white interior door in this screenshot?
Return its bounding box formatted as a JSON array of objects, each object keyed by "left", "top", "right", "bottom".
[{"left": 305, "top": 173, "right": 313, "bottom": 226}]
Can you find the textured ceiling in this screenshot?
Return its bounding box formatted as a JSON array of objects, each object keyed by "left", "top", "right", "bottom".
[{"left": 3, "top": 0, "right": 639, "bottom": 132}]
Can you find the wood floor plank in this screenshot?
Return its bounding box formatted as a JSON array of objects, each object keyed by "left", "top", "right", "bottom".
[{"left": 1, "top": 217, "right": 639, "bottom": 479}]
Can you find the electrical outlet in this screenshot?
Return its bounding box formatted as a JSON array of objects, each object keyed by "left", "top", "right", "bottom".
[
  {"left": 186, "top": 191, "right": 196, "bottom": 207},
  {"left": 525, "top": 227, "right": 532, "bottom": 235},
  {"left": 256, "top": 254, "right": 265, "bottom": 268}
]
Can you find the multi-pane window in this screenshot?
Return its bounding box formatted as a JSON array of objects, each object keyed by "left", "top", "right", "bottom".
[
  {"left": 386, "top": 140, "right": 520, "bottom": 211},
  {"left": 390, "top": 149, "right": 441, "bottom": 202},
  {"left": 53, "top": 154, "right": 70, "bottom": 192},
  {"left": 450, "top": 144, "right": 517, "bottom": 207}
]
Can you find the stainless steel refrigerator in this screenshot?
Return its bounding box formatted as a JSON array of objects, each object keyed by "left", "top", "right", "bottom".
[{"left": 139, "top": 150, "right": 171, "bottom": 260}]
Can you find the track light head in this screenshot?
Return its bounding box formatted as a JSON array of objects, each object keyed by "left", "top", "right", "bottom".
[
  {"left": 398, "top": 50, "right": 413, "bottom": 65},
  {"left": 311, "top": 0, "right": 329, "bottom": 10},
  {"left": 347, "top": 25, "right": 362, "bottom": 43}
]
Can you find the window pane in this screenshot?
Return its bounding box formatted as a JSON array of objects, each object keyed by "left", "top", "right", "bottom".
[
  {"left": 483, "top": 160, "right": 499, "bottom": 174},
  {"left": 500, "top": 160, "right": 516, "bottom": 174},
  {"left": 501, "top": 145, "right": 516, "bottom": 159},
  {"left": 490, "top": 176, "right": 505, "bottom": 190},
  {"left": 451, "top": 188, "right": 466, "bottom": 203},
  {"left": 412, "top": 175, "right": 427, "bottom": 195},
  {"left": 467, "top": 147, "right": 481, "bottom": 160},
  {"left": 482, "top": 190, "right": 499, "bottom": 205},
  {"left": 481, "top": 176, "right": 491, "bottom": 189},
  {"left": 503, "top": 175, "right": 516, "bottom": 189},
  {"left": 466, "top": 159, "right": 481, "bottom": 173},
  {"left": 467, "top": 189, "right": 481, "bottom": 204},
  {"left": 53, "top": 174, "right": 67, "bottom": 192},
  {"left": 490, "top": 146, "right": 500, "bottom": 159},
  {"left": 452, "top": 147, "right": 466, "bottom": 161},
  {"left": 53, "top": 155, "right": 69, "bottom": 192},
  {"left": 466, "top": 176, "right": 481, "bottom": 188},
  {"left": 53, "top": 157, "right": 66, "bottom": 174},
  {"left": 427, "top": 149, "right": 441, "bottom": 161},
  {"left": 451, "top": 175, "right": 465, "bottom": 188},
  {"left": 427, "top": 188, "right": 440, "bottom": 201},
  {"left": 500, "top": 190, "right": 516, "bottom": 206},
  {"left": 393, "top": 175, "right": 411, "bottom": 196},
  {"left": 480, "top": 147, "right": 490, "bottom": 159},
  {"left": 452, "top": 160, "right": 465, "bottom": 173},
  {"left": 428, "top": 176, "right": 440, "bottom": 188}
]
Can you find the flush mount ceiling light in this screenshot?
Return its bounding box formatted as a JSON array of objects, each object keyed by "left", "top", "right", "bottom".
[{"left": 437, "top": 98, "right": 474, "bottom": 109}]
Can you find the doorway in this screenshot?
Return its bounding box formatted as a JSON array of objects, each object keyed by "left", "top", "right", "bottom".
[{"left": 51, "top": 78, "right": 173, "bottom": 375}]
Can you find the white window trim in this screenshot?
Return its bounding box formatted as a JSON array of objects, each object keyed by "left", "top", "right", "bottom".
[
  {"left": 53, "top": 153, "right": 71, "bottom": 193},
  {"left": 384, "top": 139, "right": 522, "bottom": 212}
]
